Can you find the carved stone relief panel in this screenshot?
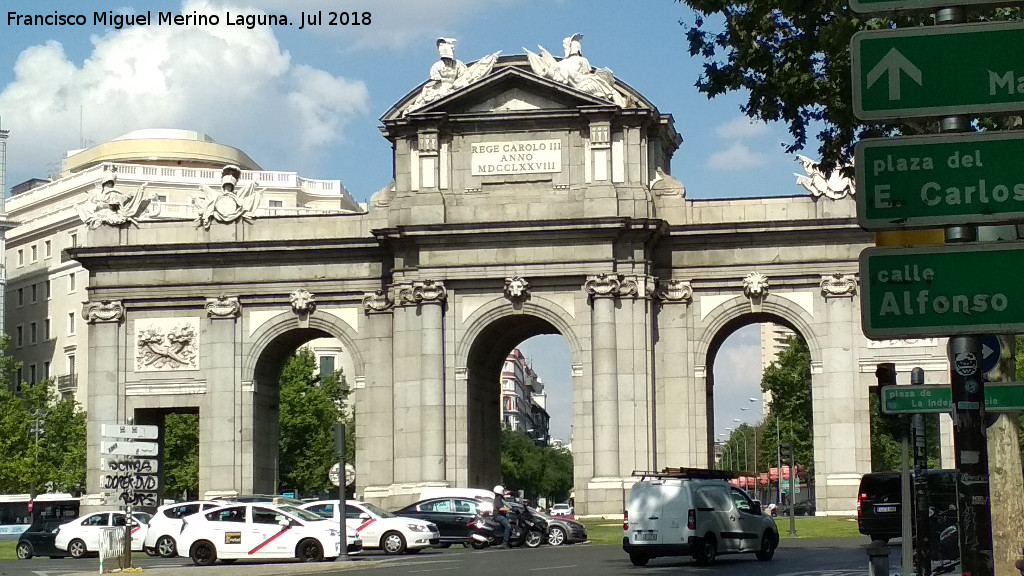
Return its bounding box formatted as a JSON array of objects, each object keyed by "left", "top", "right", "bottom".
[{"left": 135, "top": 317, "right": 200, "bottom": 372}]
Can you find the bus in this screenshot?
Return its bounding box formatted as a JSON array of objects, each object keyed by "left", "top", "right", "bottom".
[{"left": 0, "top": 494, "right": 80, "bottom": 536}]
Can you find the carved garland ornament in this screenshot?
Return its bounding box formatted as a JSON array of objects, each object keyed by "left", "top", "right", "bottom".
[
  {"left": 820, "top": 272, "right": 857, "bottom": 298},
  {"left": 398, "top": 280, "right": 448, "bottom": 306},
  {"left": 362, "top": 289, "right": 394, "bottom": 312},
  {"left": 290, "top": 289, "right": 316, "bottom": 315},
  {"left": 135, "top": 320, "right": 199, "bottom": 371},
  {"left": 206, "top": 296, "right": 241, "bottom": 318},
  {"left": 82, "top": 300, "right": 125, "bottom": 324}
]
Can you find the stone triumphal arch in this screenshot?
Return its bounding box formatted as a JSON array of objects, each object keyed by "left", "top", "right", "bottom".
[{"left": 75, "top": 45, "right": 953, "bottom": 516}]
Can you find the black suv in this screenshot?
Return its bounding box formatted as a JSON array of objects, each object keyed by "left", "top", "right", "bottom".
[{"left": 856, "top": 469, "right": 957, "bottom": 542}]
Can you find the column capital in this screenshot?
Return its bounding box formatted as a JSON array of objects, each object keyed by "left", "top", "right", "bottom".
[
  {"left": 656, "top": 279, "right": 693, "bottom": 303},
  {"left": 362, "top": 289, "right": 394, "bottom": 313},
  {"left": 206, "top": 296, "right": 241, "bottom": 319},
  {"left": 82, "top": 300, "right": 124, "bottom": 324},
  {"left": 584, "top": 273, "right": 623, "bottom": 299},
  {"left": 821, "top": 272, "right": 857, "bottom": 298},
  {"left": 397, "top": 280, "right": 447, "bottom": 306}
]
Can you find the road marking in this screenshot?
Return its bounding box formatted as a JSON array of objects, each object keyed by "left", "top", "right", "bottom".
[
  {"left": 529, "top": 566, "right": 577, "bottom": 571},
  {"left": 408, "top": 569, "right": 455, "bottom": 573}
]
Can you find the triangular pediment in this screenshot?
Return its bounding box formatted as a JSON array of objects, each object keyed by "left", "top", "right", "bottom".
[{"left": 382, "top": 61, "right": 648, "bottom": 122}]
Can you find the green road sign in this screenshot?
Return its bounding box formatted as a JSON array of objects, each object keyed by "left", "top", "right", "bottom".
[
  {"left": 780, "top": 479, "right": 801, "bottom": 494},
  {"left": 881, "top": 383, "right": 1024, "bottom": 414},
  {"left": 850, "top": 0, "right": 1006, "bottom": 13},
  {"left": 856, "top": 132, "right": 1024, "bottom": 230},
  {"left": 852, "top": 22, "right": 1024, "bottom": 121},
  {"left": 860, "top": 242, "right": 1024, "bottom": 338}
]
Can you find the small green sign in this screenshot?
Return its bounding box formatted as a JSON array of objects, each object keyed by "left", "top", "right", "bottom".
[
  {"left": 860, "top": 243, "right": 1024, "bottom": 338},
  {"left": 881, "top": 383, "right": 1024, "bottom": 414},
  {"left": 852, "top": 22, "right": 1024, "bottom": 121},
  {"left": 850, "top": 0, "right": 1005, "bottom": 13},
  {"left": 856, "top": 132, "right": 1024, "bottom": 229},
  {"left": 780, "top": 479, "right": 801, "bottom": 494}
]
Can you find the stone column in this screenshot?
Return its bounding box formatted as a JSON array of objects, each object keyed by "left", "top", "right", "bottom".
[
  {"left": 202, "top": 297, "right": 244, "bottom": 495},
  {"left": 84, "top": 300, "right": 126, "bottom": 505},
  {"left": 399, "top": 281, "right": 448, "bottom": 483},
  {"left": 585, "top": 274, "right": 621, "bottom": 478},
  {"left": 359, "top": 290, "right": 396, "bottom": 501},
  {"left": 654, "top": 280, "right": 695, "bottom": 467}
]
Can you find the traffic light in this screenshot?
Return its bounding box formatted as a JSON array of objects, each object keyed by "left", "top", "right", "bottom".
[{"left": 874, "top": 363, "right": 907, "bottom": 438}]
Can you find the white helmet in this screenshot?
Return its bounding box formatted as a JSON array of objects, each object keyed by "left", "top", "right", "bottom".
[{"left": 494, "top": 485, "right": 504, "bottom": 494}]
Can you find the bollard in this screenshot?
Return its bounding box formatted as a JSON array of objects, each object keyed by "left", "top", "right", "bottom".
[{"left": 867, "top": 539, "right": 891, "bottom": 576}]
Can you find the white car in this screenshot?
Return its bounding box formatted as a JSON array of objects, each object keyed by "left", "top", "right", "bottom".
[
  {"left": 143, "top": 500, "right": 226, "bottom": 557},
  {"left": 176, "top": 502, "right": 359, "bottom": 565},
  {"left": 55, "top": 511, "right": 151, "bottom": 558},
  {"left": 301, "top": 499, "right": 440, "bottom": 554},
  {"left": 549, "top": 503, "right": 574, "bottom": 517}
]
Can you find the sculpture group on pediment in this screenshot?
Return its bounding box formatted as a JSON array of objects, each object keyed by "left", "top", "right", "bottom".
[
  {"left": 76, "top": 164, "right": 159, "bottom": 229},
  {"left": 525, "top": 33, "right": 626, "bottom": 107},
  {"left": 794, "top": 155, "right": 855, "bottom": 200},
  {"left": 403, "top": 38, "right": 501, "bottom": 115},
  {"left": 193, "top": 165, "right": 263, "bottom": 229}
]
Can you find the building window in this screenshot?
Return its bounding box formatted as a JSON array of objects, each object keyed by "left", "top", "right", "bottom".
[
  {"left": 269, "top": 200, "right": 283, "bottom": 208},
  {"left": 45, "top": 318, "right": 51, "bottom": 340},
  {"left": 67, "top": 354, "right": 76, "bottom": 374},
  {"left": 17, "top": 288, "right": 23, "bottom": 306},
  {"left": 319, "top": 356, "right": 335, "bottom": 378},
  {"left": 29, "top": 364, "right": 37, "bottom": 385},
  {"left": 46, "top": 280, "right": 51, "bottom": 299},
  {"left": 17, "top": 249, "right": 24, "bottom": 266},
  {"left": 15, "top": 368, "right": 22, "bottom": 391},
  {"left": 44, "top": 240, "right": 52, "bottom": 259},
  {"left": 30, "top": 322, "right": 37, "bottom": 344},
  {"left": 30, "top": 245, "right": 38, "bottom": 262},
  {"left": 156, "top": 194, "right": 168, "bottom": 202},
  {"left": 69, "top": 232, "right": 78, "bottom": 248},
  {"left": 67, "top": 312, "right": 76, "bottom": 335},
  {"left": 43, "top": 361, "right": 50, "bottom": 380},
  {"left": 68, "top": 273, "right": 76, "bottom": 293},
  {"left": 30, "top": 284, "right": 37, "bottom": 303},
  {"left": 16, "top": 325, "right": 23, "bottom": 347}
]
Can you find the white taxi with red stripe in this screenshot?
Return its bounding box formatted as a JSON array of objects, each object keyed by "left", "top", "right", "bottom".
[
  {"left": 301, "top": 500, "right": 440, "bottom": 554},
  {"left": 176, "top": 502, "right": 359, "bottom": 565},
  {"left": 54, "top": 511, "right": 150, "bottom": 558}
]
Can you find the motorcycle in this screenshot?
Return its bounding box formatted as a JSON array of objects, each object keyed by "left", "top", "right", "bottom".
[
  {"left": 928, "top": 505, "right": 960, "bottom": 575},
  {"left": 515, "top": 504, "right": 549, "bottom": 548},
  {"left": 468, "top": 508, "right": 525, "bottom": 549}
]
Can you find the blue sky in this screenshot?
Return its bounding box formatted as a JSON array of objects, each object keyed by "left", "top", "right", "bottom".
[{"left": 0, "top": 0, "right": 800, "bottom": 444}]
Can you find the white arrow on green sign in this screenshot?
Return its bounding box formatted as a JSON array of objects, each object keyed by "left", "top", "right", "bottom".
[
  {"left": 856, "top": 132, "right": 1024, "bottom": 229},
  {"left": 860, "top": 242, "right": 1024, "bottom": 339},
  {"left": 852, "top": 22, "right": 1024, "bottom": 121},
  {"left": 881, "top": 383, "right": 1024, "bottom": 414},
  {"left": 850, "top": 0, "right": 1006, "bottom": 14}
]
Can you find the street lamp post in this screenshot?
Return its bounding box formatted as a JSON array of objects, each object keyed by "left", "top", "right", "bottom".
[{"left": 732, "top": 419, "right": 749, "bottom": 472}]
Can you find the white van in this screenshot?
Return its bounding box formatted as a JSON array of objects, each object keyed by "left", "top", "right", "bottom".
[{"left": 622, "top": 469, "right": 778, "bottom": 566}]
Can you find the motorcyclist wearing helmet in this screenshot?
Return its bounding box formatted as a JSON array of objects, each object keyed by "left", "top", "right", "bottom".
[{"left": 493, "top": 485, "right": 511, "bottom": 548}]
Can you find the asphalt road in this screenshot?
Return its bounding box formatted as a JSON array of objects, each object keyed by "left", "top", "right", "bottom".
[{"left": 0, "top": 538, "right": 896, "bottom": 576}]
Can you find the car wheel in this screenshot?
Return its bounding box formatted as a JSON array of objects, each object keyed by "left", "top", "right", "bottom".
[
  {"left": 693, "top": 534, "right": 717, "bottom": 565},
  {"left": 629, "top": 552, "right": 649, "bottom": 566},
  {"left": 755, "top": 532, "right": 777, "bottom": 561},
  {"left": 547, "top": 526, "right": 567, "bottom": 546},
  {"left": 16, "top": 542, "right": 33, "bottom": 560},
  {"left": 156, "top": 535, "right": 177, "bottom": 558},
  {"left": 382, "top": 531, "right": 407, "bottom": 555},
  {"left": 68, "top": 539, "right": 88, "bottom": 559},
  {"left": 297, "top": 538, "right": 324, "bottom": 562},
  {"left": 525, "top": 529, "right": 544, "bottom": 548},
  {"left": 189, "top": 541, "right": 217, "bottom": 566}
]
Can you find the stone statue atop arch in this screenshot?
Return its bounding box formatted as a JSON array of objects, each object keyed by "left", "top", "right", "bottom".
[
  {"left": 403, "top": 38, "right": 501, "bottom": 115},
  {"left": 525, "top": 33, "right": 626, "bottom": 107},
  {"left": 76, "top": 164, "right": 158, "bottom": 228},
  {"left": 794, "top": 155, "right": 855, "bottom": 200}
]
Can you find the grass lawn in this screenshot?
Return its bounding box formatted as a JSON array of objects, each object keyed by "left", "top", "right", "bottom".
[
  {"left": 580, "top": 515, "right": 861, "bottom": 545},
  {"left": 0, "top": 539, "right": 16, "bottom": 561}
]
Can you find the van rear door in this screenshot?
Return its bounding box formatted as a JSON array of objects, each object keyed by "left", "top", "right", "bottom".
[{"left": 627, "top": 481, "right": 680, "bottom": 545}]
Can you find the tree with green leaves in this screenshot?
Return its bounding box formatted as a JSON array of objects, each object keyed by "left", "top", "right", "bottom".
[
  {"left": 679, "top": 1, "right": 1021, "bottom": 174},
  {"left": 760, "top": 335, "right": 813, "bottom": 485},
  {"left": 277, "top": 347, "right": 351, "bottom": 497},
  {"left": 500, "top": 429, "right": 573, "bottom": 503},
  {"left": 163, "top": 413, "right": 199, "bottom": 501}
]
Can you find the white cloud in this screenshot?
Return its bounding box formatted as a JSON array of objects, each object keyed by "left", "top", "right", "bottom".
[
  {"left": 0, "top": 0, "right": 369, "bottom": 179},
  {"left": 707, "top": 143, "right": 767, "bottom": 171},
  {"left": 716, "top": 117, "right": 768, "bottom": 140},
  {"left": 712, "top": 324, "right": 764, "bottom": 438}
]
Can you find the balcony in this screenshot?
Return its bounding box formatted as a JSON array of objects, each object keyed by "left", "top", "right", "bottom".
[{"left": 57, "top": 373, "right": 78, "bottom": 394}]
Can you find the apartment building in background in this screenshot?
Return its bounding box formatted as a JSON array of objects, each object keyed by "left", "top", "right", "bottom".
[{"left": 500, "top": 348, "right": 551, "bottom": 445}]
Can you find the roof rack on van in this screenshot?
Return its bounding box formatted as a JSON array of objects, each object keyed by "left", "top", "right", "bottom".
[{"left": 631, "top": 467, "right": 739, "bottom": 480}]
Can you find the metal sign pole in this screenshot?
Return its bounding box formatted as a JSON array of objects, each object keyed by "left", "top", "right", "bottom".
[
  {"left": 334, "top": 423, "right": 347, "bottom": 562},
  {"left": 911, "top": 367, "right": 931, "bottom": 576}
]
